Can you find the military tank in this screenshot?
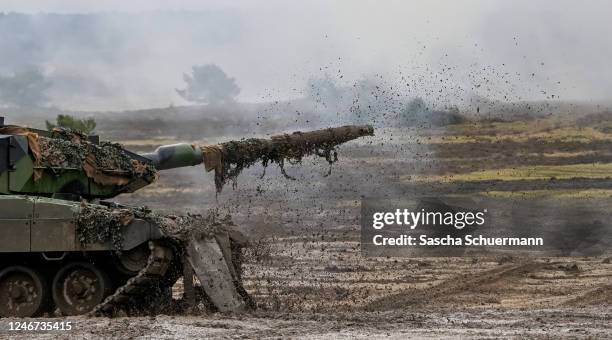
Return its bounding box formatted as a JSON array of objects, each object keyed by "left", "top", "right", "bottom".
[{"left": 0, "top": 116, "right": 373, "bottom": 317}]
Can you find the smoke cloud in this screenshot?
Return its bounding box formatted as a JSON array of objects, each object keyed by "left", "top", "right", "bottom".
[{"left": 0, "top": 0, "right": 610, "bottom": 111}]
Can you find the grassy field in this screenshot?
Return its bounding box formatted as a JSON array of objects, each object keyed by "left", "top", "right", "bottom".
[
  {"left": 481, "top": 188, "right": 612, "bottom": 199},
  {"left": 391, "top": 114, "right": 612, "bottom": 201},
  {"left": 408, "top": 163, "right": 612, "bottom": 183}
]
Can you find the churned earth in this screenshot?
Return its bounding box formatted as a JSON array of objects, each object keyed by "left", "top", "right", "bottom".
[{"left": 2, "top": 249, "right": 611, "bottom": 339}]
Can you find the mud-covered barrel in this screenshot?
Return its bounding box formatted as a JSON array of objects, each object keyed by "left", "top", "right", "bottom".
[
  {"left": 200, "top": 125, "right": 374, "bottom": 191},
  {"left": 217, "top": 125, "right": 374, "bottom": 166}
]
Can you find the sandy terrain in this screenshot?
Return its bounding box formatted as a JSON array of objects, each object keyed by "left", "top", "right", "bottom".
[{"left": 2, "top": 246, "right": 610, "bottom": 338}]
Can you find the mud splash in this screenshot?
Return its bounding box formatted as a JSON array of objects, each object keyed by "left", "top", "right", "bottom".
[{"left": 75, "top": 202, "right": 253, "bottom": 313}]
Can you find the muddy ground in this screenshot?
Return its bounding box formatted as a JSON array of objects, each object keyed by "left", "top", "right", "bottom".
[{"left": 5, "top": 117, "right": 612, "bottom": 339}]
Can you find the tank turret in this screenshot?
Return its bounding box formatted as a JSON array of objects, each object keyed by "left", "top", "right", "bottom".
[{"left": 0, "top": 117, "right": 373, "bottom": 199}]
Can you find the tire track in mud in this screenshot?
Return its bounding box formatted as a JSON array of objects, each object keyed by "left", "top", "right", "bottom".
[{"left": 365, "top": 260, "right": 552, "bottom": 311}]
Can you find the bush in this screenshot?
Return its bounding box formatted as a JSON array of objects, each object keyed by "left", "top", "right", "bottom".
[
  {"left": 399, "top": 99, "right": 467, "bottom": 127},
  {"left": 176, "top": 64, "right": 240, "bottom": 105},
  {"left": 45, "top": 114, "right": 96, "bottom": 134}
]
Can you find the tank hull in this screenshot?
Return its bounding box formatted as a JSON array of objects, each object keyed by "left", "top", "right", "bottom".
[
  {"left": 0, "top": 196, "right": 175, "bottom": 317},
  {"left": 0, "top": 195, "right": 162, "bottom": 253}
]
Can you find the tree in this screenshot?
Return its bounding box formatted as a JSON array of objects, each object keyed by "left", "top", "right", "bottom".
[
  {"left": 176, "top": 64, "right": 240, "bottom": 105},
  {"left": 46, "top": 114, "right": 96, "bottom": 134},
  {"left": 0, "top": 67, "right": 51, "bottom": 107}
]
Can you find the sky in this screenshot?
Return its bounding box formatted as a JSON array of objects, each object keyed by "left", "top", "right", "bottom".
[{"left": 0, "top": 0, "right": 611, "bottom": 110}]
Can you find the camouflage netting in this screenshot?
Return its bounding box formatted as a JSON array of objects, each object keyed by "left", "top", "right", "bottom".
[
  {"left": 37, "top": 128, "right": 158, "bottom": 186},
  {"left": 76, "top": 203, "right": 134, "bottom": 252},
  {"left": 38, "top": 134, "right": 88, "bottom": 168},
  {"left": 75, "top": 203, "right": 245, "bottom": 253}
]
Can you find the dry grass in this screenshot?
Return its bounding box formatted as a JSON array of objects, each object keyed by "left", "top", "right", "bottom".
[
  {"left": 406, "top": 162, "right": 612, "bottom": 183},
  {"left": 480, "top": 188, "right": 612, "bottom": 199},
  {"left": 417, "top": 117, "right": 612, "bottom": 144}
]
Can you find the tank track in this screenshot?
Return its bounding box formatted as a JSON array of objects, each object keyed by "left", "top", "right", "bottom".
[{"left": 88, "top": 241, "right": 174, "bottom": 316}]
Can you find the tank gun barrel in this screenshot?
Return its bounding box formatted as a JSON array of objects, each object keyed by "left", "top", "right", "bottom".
[
  {"left": 213, "top": 124, "right": 373, "bottom": 168},
  {"left": 140, "top": 143, "right": 203, "bottom": 170},
  {"left": 139, "top": 125, "right": 374, "bottom": 191},
  {"left": 140, "top": 125, "right": 373, "bottom": 170}
]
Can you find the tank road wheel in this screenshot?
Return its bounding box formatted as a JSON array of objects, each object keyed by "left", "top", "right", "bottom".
[
  {"left": 0, "top": 266, "right": 50, "bottom": 317},
  {"left": 114, "top": 243, "right": 150, "bottom": 275},
  {"left": 52, "top": 262, "right": 112, "bottom": 315}
]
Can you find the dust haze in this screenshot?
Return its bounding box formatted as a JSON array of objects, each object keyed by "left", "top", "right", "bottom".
[{"left": 1, "top": 0, "right": 611, "bottom": 113}]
